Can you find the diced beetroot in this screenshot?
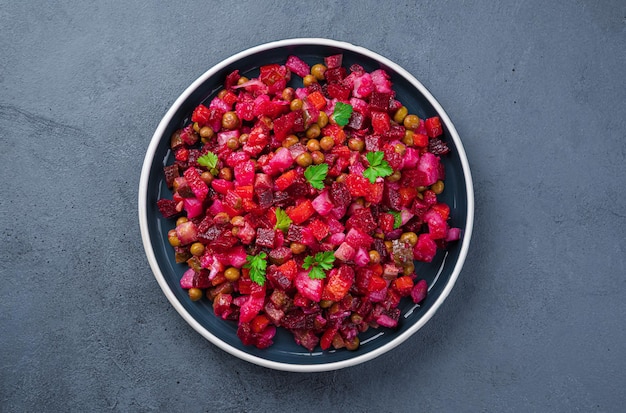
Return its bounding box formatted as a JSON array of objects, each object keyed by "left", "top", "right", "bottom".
[
  {"left": 182, "top": 197, "right": 204, "bottom": 219},
  {"left": 273, "top": 110, "right": 298, "bottom": 141},
  {"left": 225, "top": 69, "right": 240, "bottom": 89},
  {"left": 369, "top": 91, "right": 392, "bottom": 112},
  {"left": 254, "top": 324, "right": 277, "bottom": 349},
  {"left": 350, "top": 97, "right": 370, "bottom": 116},
  {"left": 328, "top": 181, "right": 351, "bottom": 208},
  {"left": 353, "top": 247, "right": 370, "bottom": 267},
  {"left": 411, "top": 279, "right": 428, "bottom": 304},
  {"left": 352, "top": 72, "right": 374, "bottom": 98},
  {"left": 413, "top": 233, "right": 437, "bottom": 262},
  {"left": 365, "top": 134, "right": 382, "bottom": 152},
  {"left": 295, "top": 271, "right": 323, "bottom": 302},
  {"left": 417, "top": 152, "right": 441, "bottom": 186},
  {"left": 383, "top": 186, "right": 403, "bottom": 211},
  {"left": 175, "top": 221, "right": 198, "bottom": 245},
  {"left": 228, "top": 246, "right": 248, "bottom": 268},
  {"left": 180, "top": 125, "right": 199, "bottom": 147},
  {"left": 163, "top": 164, "right": 180, "bottom": 189},
  {"left": 212, "top": 230, "right": 239, "bottom": 251},
  {"left": 285, "top": 55, "right": 311, "bottom": 78},
  {"left": 403, "top": 147, "right": 420, "bottom": 169},
  {"left": 311, "top": 190, "right": 333, "bottom": 216},
  {"left": 334, "top": 242, "right": 355, "bottom": 262},
  {"left": 183, "top": 168, "right": 208, "bottom": 202},
  {"left": 239, "top": 292, "right": 266, "bottom": 324},
  {"left": 255, "top": 228, "right": 275, "bottom": 248},
  {"left": 344, "top": 228, "right": 374, "bottom": 249},
  {"left": 324, "top": 67, "right": 347, "bottom": 84},
  {"left": 292, "top": 329, "right": 320, "bottom": 352},
  {"left": 346, "top": 111, "right": 366, "bottom": 130},
  {"left": 375, "top": 308, "right": 400, "bottom": 328},
  {"left": 347, "top": 206, "right": 377, "bottom": 234},
  {"left": 224, "top": 151, "right": 249, "bottom": 168},
  {"left": 382, "top": 144, "right": 403, "bottom": 170},
  {"left": 328, "top": 232, "right": 346, "bottom": 246},
  {"left": 235, "top": 99, "right": 255, "bottom": 122},
  {"left": 266, "top": 147, "right": 294, "bottom": 175},
  {"left": 364, "top": 181, "right": 384, "bottom": 204},
  {"left": 383, "top": 125, "right": 406, "bottom": 141},
  {"left": 324, "top": 54, "right": 343, "bottom": 69},
  {"left": 237, "top": 222, "right": 256, "bottom": 245},
  {"left": 287, "top": 199, "right": 315, "bottom": 225},
  {"left": 423, "top": 208, "right": 449, "bottom": 239},
  {"left": 446, "top": 227, "right": 461, "bottom": 242},
  {"left": 325, "top": 216, "right": 344, "bottom": 234},
  {"left": 327, "top": 83, "right": 351, "bottom": 101},
  {"left": 209, "top": 96, "right": 231, "bottom": 113},
  {"left": 233, "top": 160, "right": 255, "bottom": 186},
  {"left": 179, "top": 268, "right": 196, "bottom": 289},
  {"left": 379, "top": 213, "right": 395, "bottom": 233},
  {"left": 370, "top": 69, "right": 392, "bottom": 93},
  {"left": 428, "top": 137, "right": 451, "bottom": 155},
  {"left": 211, "top": 179, "right": 234, "bottom": 195},
  {"left": 224, "top": 190, "right": 243, "bottom": 212},
  {"left": 157, "top": 199, "right": 180, "bottom": 219}
]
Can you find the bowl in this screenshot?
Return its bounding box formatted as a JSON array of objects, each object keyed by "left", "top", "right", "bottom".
[{"left": 138, "top": 38, "right": 474, "bottom": 372}]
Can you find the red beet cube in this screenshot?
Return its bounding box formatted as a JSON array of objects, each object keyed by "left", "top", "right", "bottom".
[
  {"left": 327, "top": 83, "right": 351, "bottom": 101},
  {"left": 157, "top": 199, "right": 180, "bottom": 219},
  {"left": 413, "top": 233, "right": 437, "bottom": 262},
  {"left": 285, "top": 55, "right": 310, "bottom": 78}
]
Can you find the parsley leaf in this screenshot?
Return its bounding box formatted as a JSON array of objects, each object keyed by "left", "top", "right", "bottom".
[
  {"left": 389, "top": 211, "right": 403, "bottom": 229},
  {"left": 197, "top": 151, "right": 218, "bottom": 169},
  {"left": 332, "top": 102, "right": 353, "bottom": 127},
  {"left": 274, "top": 207, "right": 292, "bottom": 232},
  {"left": 363, "top": 151, "right": 393, "bottom": 183},
  {"left": 243, "top": 252, "right": 267, "bottom": 286},
  {"left": 302, "top": 251, "right": 336, "bottom": 280},
  {"left": 304, "top": 163, "right": 328, "bottom": 190}
]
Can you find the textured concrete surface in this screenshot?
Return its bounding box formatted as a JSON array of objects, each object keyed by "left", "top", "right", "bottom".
[{"left": 1, "top": 1, "right": 625, "bottom": 411}]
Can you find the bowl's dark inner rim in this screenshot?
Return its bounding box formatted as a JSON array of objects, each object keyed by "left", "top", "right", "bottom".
[{"left": 142, "top": 41, "right": 472, "bottom": 368}]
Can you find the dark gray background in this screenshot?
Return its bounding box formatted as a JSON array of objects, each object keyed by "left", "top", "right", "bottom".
[{"left": 1, "top": 1, "right": 625, "bottom": 412}]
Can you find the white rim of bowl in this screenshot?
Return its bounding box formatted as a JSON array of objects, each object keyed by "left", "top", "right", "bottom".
[{"left": 138, "top": 37, "right": 474, "bottom": 373}]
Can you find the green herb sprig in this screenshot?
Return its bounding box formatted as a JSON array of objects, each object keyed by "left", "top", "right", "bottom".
[
  {"left": 363, "top": 151, "right": 393, "bottom": 183},
  {"left": 332, "top": 102, "right": 353, "bottom": 127},
  {"left": 197, "top": 151, "right": 218, "bottom": 169},
  {"left": 274, "top": 207, "right": 292, "bottom": 232},
  {"left": 244, "top": 252, "right": 268, "bottom": 286},
  {"left": 304, "top": 163, "right": 329, "bottom": 190},
  {"left": 303, "top": 251, "right": 336, "bottom": 280}
]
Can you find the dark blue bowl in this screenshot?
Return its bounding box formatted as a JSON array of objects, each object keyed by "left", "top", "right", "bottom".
[{"left": 139, "top": 38, "right": 474, "bottom": 372}]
